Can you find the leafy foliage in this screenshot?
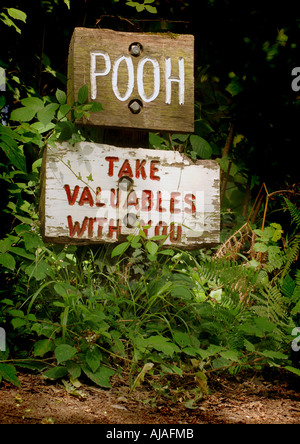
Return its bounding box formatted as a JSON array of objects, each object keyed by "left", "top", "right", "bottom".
[{"left": 0, "top": 0, "right": 299, "bottom": 397}]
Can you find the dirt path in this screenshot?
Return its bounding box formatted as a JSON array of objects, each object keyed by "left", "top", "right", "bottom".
[{"left": 0, "top": 372, "right": 299, "bottom": 424}]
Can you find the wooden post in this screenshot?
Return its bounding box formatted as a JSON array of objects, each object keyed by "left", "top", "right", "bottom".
[{"left": 40, "top": 27, "right": 221, "bottom": 250}]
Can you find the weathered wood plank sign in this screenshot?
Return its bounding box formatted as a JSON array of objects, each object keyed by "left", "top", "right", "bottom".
[
  {"left": 41, "top": 142, "right": 220, "bottom": 247},
  {"left": 68, "top": 28, "right": 194, "bottom": 132}
]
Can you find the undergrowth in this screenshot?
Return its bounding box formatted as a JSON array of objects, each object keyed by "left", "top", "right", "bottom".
[{"left": 0, "top": 87, "right": 299, "bottom": 405}]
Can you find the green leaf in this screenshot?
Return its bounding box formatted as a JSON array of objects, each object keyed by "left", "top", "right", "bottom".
[
  {"left": 220, "top": 350, "right": 240, "bottom": 361},
  {"left": 82, "top": 365, "right": 114, "bottom": 388},
  {"left": 34, "top": 339, "right": 54, "bottom": 357},
  {"left": 0, "top": 252, "right": 16, "bottom": 270},
  {"left": 0, "top": 364, "right": 20, "bottom": 387},
  {"left": 88, "top": 102, "right": 103, "bottom": 112},
  {"left": 111, "top": 242, "right": 130, "bottom": 258},
  {"left": 55, "top": 344, "right": 77, "bottom": 364},
  {"left": 57, "top": 103, "right": 71, "bottom": 120},
  {"left": 173, "top": 331, "right": 193, "bottom": 348},
  {"left": 10, "top": 106, "right": 37, "bottom": 122},
  {"left": 145, "top": 5, "right": 157, "bottom": 13},
  {"left": 66, "top": 361, "right": 81, "bottom": 379},
  {"left": 244, "top": 339, "right": 256, "bottom": 352},
  {"left": 254, "top": 242, "right": 268, "bottom": 253},
  {"left": 86, "top": 347, "right": 102, "bottom": 373},
  {"left": 78, "top": 84, "right": 88, "bottom": 104},
  {"left": 7, "top": 8, "right": 27, "bottom": 22},
  {"left": 146, "top": 241, "right": 158, "bottom": 256},
  {"left": 0, "top": 96, "right": 5, "bottom": 110},
  {"left": 261, "top": 350, "right": 288, "bottom": 360},
  {"left": 190, "top": 135, "right": 212, "bottom": 159},
  {"left": 11, "top": 318, "right": 26, "bottom": 329},
  {"left": 9, "top": 247, "right": 35, "bottom": 261},
  {"left": 158, "top": 249, "right": 174, "bottom": 256},
  {"left": 43, "top": 366, "right": 68, "bottom": 380},
  {"left": 37, "top": 103, "right": 59, "bottom": 126},
  {"left": 0, "top": 138, "right": 27, "bottom": 171},
  {"left": 147, "top": 335, "right": 180, "bottom": 357},
  {"left": 21, "top": 96, "right": 44, "bottom": 112},
  {"left": 25, "top": 260, "right": 51, "bottom": 281},
  {"left": 130, "top": 362, "right": 154, "bottom": 394},
  {"left": 55, "top": 88, "right": 67, "bottom": 105},
  {"left": 285, "top": 366, "right": 300, "bottom": 377}
]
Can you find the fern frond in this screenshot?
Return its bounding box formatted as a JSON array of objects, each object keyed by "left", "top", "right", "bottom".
[
  {"left": 198, "top": 258, "right": 257, "bottom": 303},
  {"left": 282, "top": 233, "right": 300, "bottom": 278},
  {"left": 283, "top": 197, "right": 300, "bottom": 230},
  {"left": 252, "top": 283, "right": 288, "bottom": 326}
]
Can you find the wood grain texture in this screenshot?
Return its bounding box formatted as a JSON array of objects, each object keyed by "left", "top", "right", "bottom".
[
  {"left": 67, "top": 28, "right": 194, "bottom": 132},
  {"left": 40, "top": 142, "right": 220, "bottom": 248}
]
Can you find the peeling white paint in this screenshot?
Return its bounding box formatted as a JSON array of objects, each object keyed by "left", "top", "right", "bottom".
[{"left": 42, "top": 142, "right": 220, "bottom": 247}]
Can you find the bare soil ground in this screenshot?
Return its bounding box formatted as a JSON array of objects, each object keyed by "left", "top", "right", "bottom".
[{"left": 0, "top": 371, "right": 299, "bottom": 424}]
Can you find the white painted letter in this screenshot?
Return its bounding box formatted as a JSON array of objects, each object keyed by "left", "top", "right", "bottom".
[
  {"left": 291, "top": 67, "right": 300, "bottom": 92},
  {"left": 137, "top": 57, "right": 160, "bottom": 102},
  {"left": 112, "top": 56, "right": 134, "bottom": 101},
  {"left": 90, "top": 51, "right": 111, "bottom": 100},
  {"left": 165, "top": 57, "right": 185, "bottom": 105}
]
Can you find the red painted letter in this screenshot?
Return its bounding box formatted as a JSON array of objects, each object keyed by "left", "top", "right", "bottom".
[
  {"left": 64, "top": 185, "right": 79, "bottom": 206},
  {"left": 170, "top": 192, "right": 181, "bottom": 214},
  {"left": 170, "top": 223, "right": 182, "bottom": 243},
  {"left": 156, "top": 191, "right": 166, "bottom": 212},
  {"left": 136, "top": 159, "right": 147, "bottom": 179},
  {"left": 184, "top": 193, "right": 196, "bottom": 214},
  {"left": 108, "top": 219, "right": 121, "bottom": 239},
  {"left": 78, "top": 186, "right": 94, "bottom": 207},
  {"left": 67, "top": 216, "right": 89, "bottom": 238},
  {"left": 105, "top": 156, "right": 119, "bottom": 177},
  {"left": 150, "top": 160, "right": 160, "bottom": 181},
  {"left": 95, "top": 187, "right": 105, "bottom": 207},
  {"left": 154, "top": 221, "right": 168, "bottom": 236},
  {"left": 118, "top": 159, "right": 133, "bottom": 179},
  {"left": 141, "top": 190, "right": 153, "bottom": 211}
]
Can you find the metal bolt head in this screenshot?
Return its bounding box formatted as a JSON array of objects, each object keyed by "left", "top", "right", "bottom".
[
  {"left": 129, "top": 42, "right": 143, "bottom": 57},
  {"left": 129, "top": 100, "right": 142, "bottom": 114}
]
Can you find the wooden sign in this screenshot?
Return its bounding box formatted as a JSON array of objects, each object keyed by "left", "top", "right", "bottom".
[
  {"left": 67, "top": 28, "right": 194, "bottom": 133},
  {"left": 40, "top": 142, "right": 220, "bottom": 247}
]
